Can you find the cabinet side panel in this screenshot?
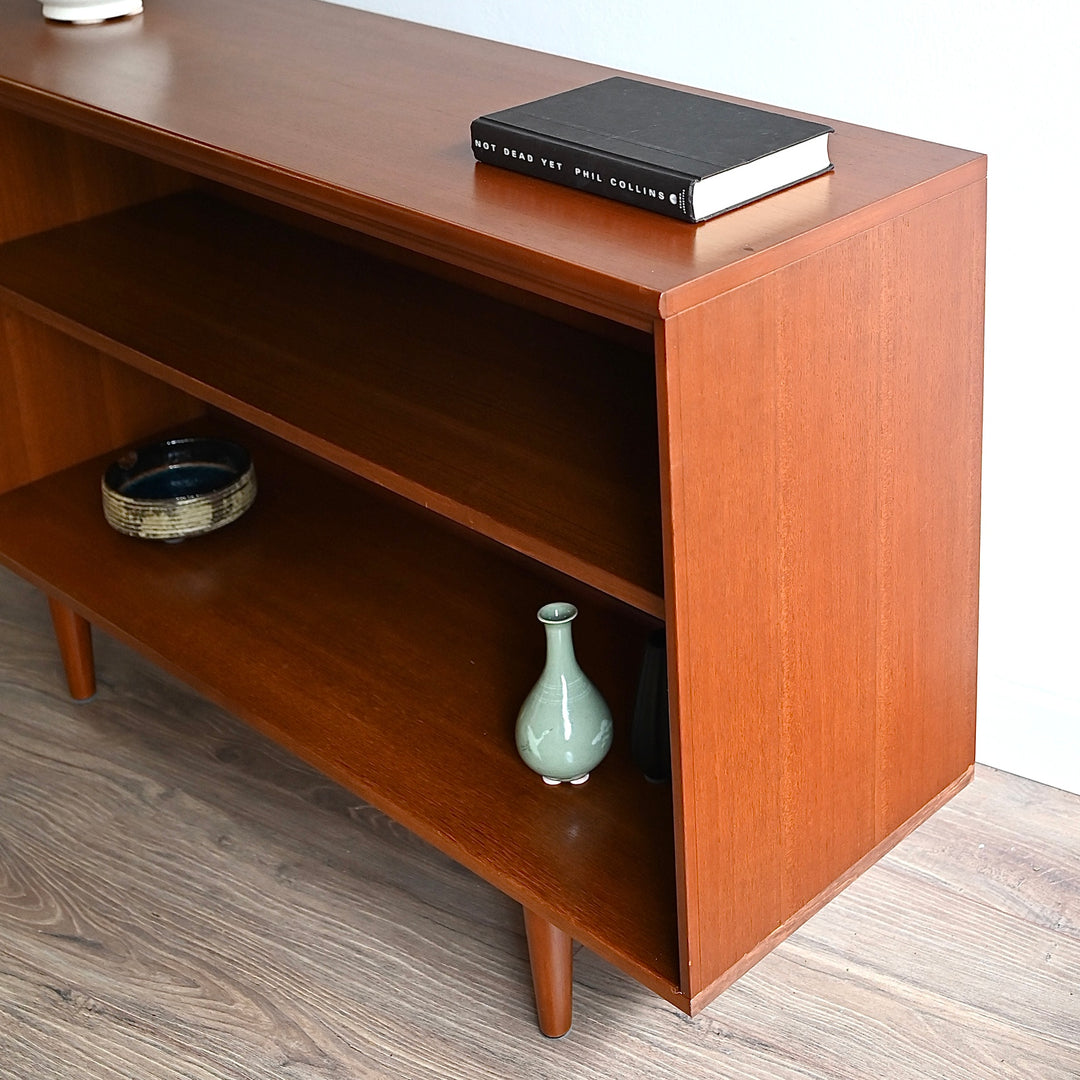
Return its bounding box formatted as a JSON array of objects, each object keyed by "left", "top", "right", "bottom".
[
  {"left": 873, "top": 184, "right": 984, "bottom": 836},
  {"left": 0, "top": 109, "right": 200, "bottom": 493},
  {"left": 661, "top": 182, "right": 985, "bottom": 1000}
]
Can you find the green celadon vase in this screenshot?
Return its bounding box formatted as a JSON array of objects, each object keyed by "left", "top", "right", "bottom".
[{"left": 515, "top": 602, "right": 613, "bottom": 785}]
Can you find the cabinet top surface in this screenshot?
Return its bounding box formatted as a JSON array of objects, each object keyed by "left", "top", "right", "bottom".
[{"left": 0, "top": 0, "right": 984, "bottom": 321}]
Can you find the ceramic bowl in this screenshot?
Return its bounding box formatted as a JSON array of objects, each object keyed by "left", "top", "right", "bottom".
[{"left": 102, "top": 437, "right": 256, "bottom": 540}]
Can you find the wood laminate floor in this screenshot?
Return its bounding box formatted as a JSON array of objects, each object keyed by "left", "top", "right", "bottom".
[{"left": 1, "top": 565, "right": 1077, "bottom": 1079}]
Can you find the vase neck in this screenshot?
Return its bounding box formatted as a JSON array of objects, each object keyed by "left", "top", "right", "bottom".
[{"left": 543, "top": 619, "right": 580, "bottom": 675}]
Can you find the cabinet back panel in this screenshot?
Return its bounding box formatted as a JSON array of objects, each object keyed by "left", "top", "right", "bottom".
[
  {"left": 0, "top": 109, "right": 199, "bottom": 493},
  {"left": 0, "top": 109, "right": 188, "bottom": 244},
  {"left": 0, "top": 304, "right": 203, "bottom": 495}
]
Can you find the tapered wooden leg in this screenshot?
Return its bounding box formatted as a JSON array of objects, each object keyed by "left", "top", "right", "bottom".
[
  {"left": 47, "top": 597, "right": 96, "bottom": 701},
  {"left": 523, "top": 906, "right": 573, "bottom": 1038}
]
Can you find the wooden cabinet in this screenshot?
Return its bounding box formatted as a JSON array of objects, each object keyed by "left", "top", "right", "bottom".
[{"left": 0, "top": 0, "right": 985, "bottom": 1035}]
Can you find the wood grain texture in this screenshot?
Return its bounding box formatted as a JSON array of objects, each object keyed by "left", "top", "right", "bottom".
[
  {"left": 523, "top": 908, "right": 574, "bottom": 1038},
  {"left": 0, "top": 0, "right": 984, "bottom": 325},
  {"left": 0, "top": 191, "right": 664, "bottom": 613},
  {"left": 658, "top": 181, "right": 985, "bottom": 1005},
  {"left": 46, "top": 598, "right": 95, "bottom": 700},
  {"left": 0, "top": 109, "right": 201, "bottom": 496},
  {"left": 1, "top": 566, "right": 1077, "bottom": 1079},
  {"left": 0, "top": 422, "right": 679, "bottom": 1002},
  {"left": 0, "top": 0, "right": 987, "bottom": 1030},
  {"left": 0, "top": 108, "right": 187, "bottom": 245},
  {"left": 0, "top": 303, "right": 205, "bottom": 496}
]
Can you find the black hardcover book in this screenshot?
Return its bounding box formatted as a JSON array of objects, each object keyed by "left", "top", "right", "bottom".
[{"left": 471, "top": 77, "right": 834, "bottom": 223}]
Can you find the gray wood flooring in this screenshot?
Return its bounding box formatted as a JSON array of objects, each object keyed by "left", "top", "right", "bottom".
[{"left": 1, "top": 565, "right": 1077, "bottom": 1079}]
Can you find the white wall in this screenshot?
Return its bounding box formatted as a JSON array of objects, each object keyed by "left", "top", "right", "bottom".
[{"left": 328, "top": 0, "right": 1080, "bottom": 794}]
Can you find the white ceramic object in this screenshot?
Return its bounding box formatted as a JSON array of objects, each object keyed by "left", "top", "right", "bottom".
[{"left": 42, "top": 0, "right": 142, "bottom": 24}]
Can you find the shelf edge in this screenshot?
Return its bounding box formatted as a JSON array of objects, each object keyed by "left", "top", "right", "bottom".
[{"left": 0, "top": 79, "right": 663, "bottom": 331}]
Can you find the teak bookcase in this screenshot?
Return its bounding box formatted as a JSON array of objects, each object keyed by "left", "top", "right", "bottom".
[{"left": 0, "top": 0, "right": 985, "bottom": 1037}]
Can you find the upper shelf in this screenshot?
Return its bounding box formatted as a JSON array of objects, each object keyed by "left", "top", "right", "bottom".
[
  {"left": 0, "top": 191, "right": 665, "bottom": 615},
  {"left": 0, "top": 0, "right": 985, "bottom": 325}
]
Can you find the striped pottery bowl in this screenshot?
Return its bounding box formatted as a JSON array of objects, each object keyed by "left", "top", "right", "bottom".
[{"left": 102, "top": 437, "right": 256, "bottom": 541}]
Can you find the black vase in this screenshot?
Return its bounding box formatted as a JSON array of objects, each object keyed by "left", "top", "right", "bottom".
[{"left": 631, "top": 629, "right": 671, "bottom": 783}]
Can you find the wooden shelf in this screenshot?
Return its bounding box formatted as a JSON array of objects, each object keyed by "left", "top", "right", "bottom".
[
  {"left": 0, "top": 192, "right": 665, "bottom": 615},
  {"left": 0, "top": 421, "right": 680, "bottom": 1000}
]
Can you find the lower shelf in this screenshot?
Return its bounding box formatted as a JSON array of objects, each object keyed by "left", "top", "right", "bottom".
[{"left": 0, "top": 421, "right": 681, "bottom": 1000}]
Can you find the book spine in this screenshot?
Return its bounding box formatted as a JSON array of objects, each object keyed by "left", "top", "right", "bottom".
[{"left": 470, "top": 117, "right": 698, "bottom": 222}]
